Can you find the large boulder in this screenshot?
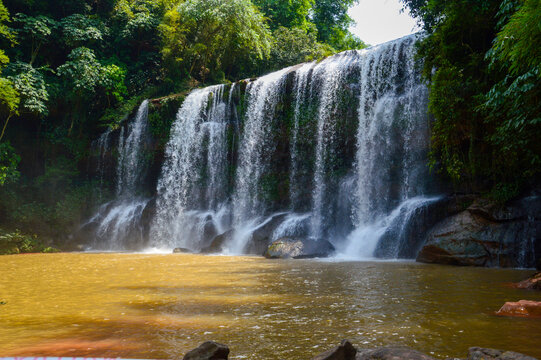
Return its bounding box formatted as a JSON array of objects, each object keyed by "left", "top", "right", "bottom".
[
  {"left": 417, "top": 197, "right": 541, "bottom": 268},
  {"left": 495, "top": 300, "right": 541, "bottom": 318},
  {"left": 200, "top": 229, "right": 234, "bottom": 254},
  {"left": 468, "top": 347, "right": 537, "bottom": 360},
  {"left": 243, "top": 213, "right": 289, "bottom": 255},
  {"left": 264, "top": 237, "right": 335, "bottom": 259},
  {"left": 183, "top": 341, "right": 229, "bottom": 360},
  {"left": 355, "top": 347, "right": 435, "bottom": 360},
  {"left": 375, "top": 196, "right": 473, "bottom": 259},
  {"left": 312, "top": 340, "right": 357, "bottom": 360}
]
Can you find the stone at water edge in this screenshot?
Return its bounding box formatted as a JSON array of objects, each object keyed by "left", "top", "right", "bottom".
[
  {"left": 416, "top": 197, "right": 541, "bottom": 268},
  {"left": 200, "top": 229, "right": 234, "bottom": 254},
  {"left": 173, "top": 247, "right": 192, "bottom": 253},
  {"left": 495, "top": 300, "right": 541, "bottom": 318},
  {"left": 468, "top": 347, "right": 538, "bottom": 360},
  {"left": 183, "top": 341, "right": 230, "bottom": 360},
  {"left": 264, "top": 237, "right": 335, "bottom": 259},
  {"left": 515, "top": 272, "right": 541, "bottom": 290},
  {"left": 312, "top": 340, "right": 357, "bottom": 360}
]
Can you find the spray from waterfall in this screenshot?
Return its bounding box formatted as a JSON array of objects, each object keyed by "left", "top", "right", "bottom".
[{"left": 82, "top": 100, "right": 151, "bottom": 250}]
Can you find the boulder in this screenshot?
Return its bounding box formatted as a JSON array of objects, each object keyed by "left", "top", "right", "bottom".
[
  {"left": 417, "top": 197, "right": 541, "bottom": 268},
  {"left": 515, "top": 272, "right": 541, "bottom": 290},
  {"left": 183, "top": 341, "right": 229, "bottom": 360},
  {"left": 375, "top": 196, "right": 466, "bottom": 259},
  {"left": 201, "top": 219, "right": 218, "bottom": 247},
  {"left": 243, "top": 213, "right": 289, "bottom": 255},
  {"left": 312, "top": 340, "right": 357, "bottom": 360},
  {"left": 173, "top": 247, "right": 192, "bottom": 254},
  {"left": 264, "top": 237, "right": 335, "bottom": 259},
  {"left": 355, "top": 347, "right": 435, "bottom": 360},
  {"left": 495, "top": 300, "right": 541, "bottom": 318},
  {"left": 468, "top": 347, "right": 537, "bottom": 360},
  {"left": 200, "top": 229, "right": 234, "bottom": 254}
]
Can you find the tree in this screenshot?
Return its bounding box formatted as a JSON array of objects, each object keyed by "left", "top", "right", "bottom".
[
  {"left": 160, "top": 0, "right": 272, "bottom": 81},
  {"left": 13, "top": 13, "right": 56, "bottom": 65},
  {"left": 312, "top": 0, "right": 362, "bottom": 50},
  {"left": 481, "top": 0, "right": 541, "bottom": 197},
  {"left": 252, "top": 0, "right": 313, "bottom": 30},
  {"left": 268, "top": 26, "right": 333, "bottom": 70},
  {"left": 60, "top": 13, "right": 106, "bottom": 48},
  {"left": 57, "top": 47, "right": 126, "bottom": 134},
  {"left": 0, "top": 0, "right": 19, "bottom": 142},
  {"left": 6, "top": 61, "right": 49, "bottom": 116}
]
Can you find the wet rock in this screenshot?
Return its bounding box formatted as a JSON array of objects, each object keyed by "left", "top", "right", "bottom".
[
  {"left": 264, "top": 237, "right": 335, "bottom": 259},
  {"left": 312, "top": 340, "right": 357, "bottom": 360},
  {"left": 495, "top": 300, "right": 541, "bottom": 318},
  {"left": 417, "top": 197, "right": 541, "bottom": 268},
  {"left": 468, "top": 347, "right": 537, "bottom": 360},
  {"left": 173, "top": 247, "right": 192, "bottom": 254},
  {"left": 515, "top": 272, "right": 541, "bottom": 290},
  {"left": 375, "top": 196, "right": 457, "bottom": 259},
  {"left": 355, "top": 347, "right": 435, "bottom": 360},
  {"left": 202, "top": 220, "right": 218, "bottom": 247},
  {"left": 244, "top": 213, "right": 288, "bottom": 255},
  {"left": 200, "top": 229, "right": 234, "bottom": 254},
  {"left": 183, "top": 341, "right": 229, "bottom": 360}
]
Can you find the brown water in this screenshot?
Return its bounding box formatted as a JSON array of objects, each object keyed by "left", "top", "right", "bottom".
[{"left": 0, "top": 253, "right": 540, "bottom": 359}]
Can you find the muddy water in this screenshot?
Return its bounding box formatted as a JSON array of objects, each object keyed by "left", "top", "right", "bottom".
[{"left": 0, "top": 253, "right": 540, "bottom": 359}]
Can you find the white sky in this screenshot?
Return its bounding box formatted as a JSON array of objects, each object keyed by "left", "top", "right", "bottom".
[{"left": 348, "top": 0, "right": 420, "bottom": 46}]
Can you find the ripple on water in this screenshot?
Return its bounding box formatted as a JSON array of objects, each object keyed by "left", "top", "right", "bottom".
[{"left": 0, "top": 253, "right": 540, "bottom": 359}]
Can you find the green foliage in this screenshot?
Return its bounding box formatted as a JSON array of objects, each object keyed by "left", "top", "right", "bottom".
[
  {"left": 6, "top": 61, "right": 49, "bottom": 116},
  {"left": 481, "top": 0, "right": 541, "bottom": 188},
  {"left": 401, "top": 0, "right": 540, "bottom": 198},
  {"left": 0, "top": 141, "right": 19, "bottom": 186},
  {"left": 268, "top": 26, "right": 333, "bottom": 70},
  {"left": 312, "top": 0, "right": 363, "bottom": 51},
  {"left": 0, "top": 228, "right": 59, "bottom": 254},
  {"left": 252, "top": 0, "right": 313, "bottom": 30},
  {"left": 57, "top": 47, "right": 104, "bottom": 95},
  {"left": 160, "top": 0, "right": 272, "bottom": 81},
  {"left": 60, "top": 14, "right": 106, "bottom": 48},
  {"left": 13, "top": 13, "right": 56, "bottom": 64}
]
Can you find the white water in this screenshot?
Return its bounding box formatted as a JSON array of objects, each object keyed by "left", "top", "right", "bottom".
[
  {"left": 151, "top": 85, "right": 232, "bottom": 250},
  {"left": 84, "top": 100, "right": 151, "bottom": 250},
  {"left": 309, "top": 53, "right": 359, "bottom": 238},
  {"left": 145, "top": 34, "right": 438, "bottom": 258},
  {"left": 232, "top": 68, "right": 291, "bottom": 224}
]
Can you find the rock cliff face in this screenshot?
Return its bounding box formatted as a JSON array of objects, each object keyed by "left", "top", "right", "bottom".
[{"left": 417, "top": 195, "right": 541, "bottom": 269}]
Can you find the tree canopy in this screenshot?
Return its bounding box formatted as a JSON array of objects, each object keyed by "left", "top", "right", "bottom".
[{"left": 401, "top": 0, "right": 541, "bottom": 201}]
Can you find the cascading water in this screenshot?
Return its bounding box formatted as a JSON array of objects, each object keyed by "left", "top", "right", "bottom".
[
  {"left": 83, "top": 100, "right": 151, "bottom": 250},
  {"left": 142, "top": 34, "right": 439, "bottom": 258},
  {"left": 342, "top": 35, "right": 433, "bottom": 257},
  {"left": 151, "top": 85, "right": 232, "bottom": 251},
  {"left": 225, "top": 68, "right": 293, "bottom": 254}
]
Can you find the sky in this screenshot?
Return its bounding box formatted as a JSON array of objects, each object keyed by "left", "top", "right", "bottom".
[{"left": 348, "top": 0, "right": 420, "bottom": 46}]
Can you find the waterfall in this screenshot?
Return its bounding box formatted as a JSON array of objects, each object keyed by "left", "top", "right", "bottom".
[
  {"left": 342, "top": 35, "right": 432, "bottom": 257},
  {"left": 139, "top": 34, "right": 438, "bottom": 258},
  {"left": 309, "top": 52, "right": 359, "bottom": 238},
  {"left": 232, "top": 68, "right": 291, "bottom": 225},
  {"left": 116, "top": 100, "right": 149, "bottom": 197},
  {"left": 289, "top": 62, "right": 314, "bottom": 210},
  {"left": 94, "top": 128, "right": 112, "bottom": 198},
  {"left": 151, "top": 85, "right": 231, "bottom": 251},
  {"left": 82, "top": 100, "right": 151, "bottom": 250}
]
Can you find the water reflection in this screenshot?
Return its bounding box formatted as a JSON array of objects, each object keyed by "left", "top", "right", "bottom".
[{"left": 0, "top": 254, "right": 539, "bottom": 359}]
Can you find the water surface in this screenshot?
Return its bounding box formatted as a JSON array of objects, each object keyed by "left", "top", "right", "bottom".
[{"left": 0, "top": 253, "right": 540, "bottom": 359}]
